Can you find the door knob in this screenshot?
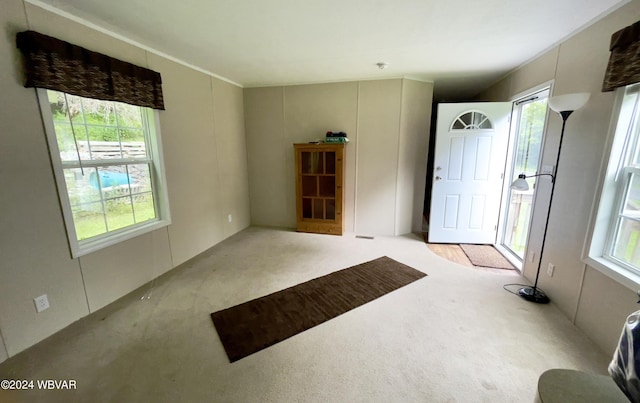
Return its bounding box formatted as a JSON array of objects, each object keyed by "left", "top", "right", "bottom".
[
  {"left": 436, "top": 166, "right": 442, "bottom": 171},
  {"left": 435, "top": 176, "right": 442, "bottom": 181}
]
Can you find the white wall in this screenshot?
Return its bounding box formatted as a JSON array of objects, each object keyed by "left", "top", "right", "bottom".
[
  {"left": 476, "top": 0, "right": 640, "bottom": 355},
  {"left": 244, "top": 79, "right": 433, "bottom": 236},
  {"left": 0, "top": 0, "right": 250, "bottom": 360},
  {"left": 398, "top": 80, "right": 433, "bottom": 234}
]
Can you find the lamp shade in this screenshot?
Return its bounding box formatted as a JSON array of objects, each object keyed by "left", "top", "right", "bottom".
[
  {"left": 511, "top": 174, "right": 529, "bottom": 191},
  {"left": 548, "top": 92, "right": 590, "bottom": 113}
]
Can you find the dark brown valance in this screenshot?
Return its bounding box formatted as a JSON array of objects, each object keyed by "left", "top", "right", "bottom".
[
  {"left": 603, "top": 20, "right": 640, "bottom": 92},
  {"left": 16, "top": 30, "right": 164, "bottom": 110}
]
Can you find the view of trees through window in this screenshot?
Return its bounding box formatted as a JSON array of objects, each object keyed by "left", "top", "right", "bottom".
[
  {"left": 503, "top": 95, "right": 549, "bottom": 259},
  {"left": 46, "top": 90, "right": 157, "bottom": 241}
]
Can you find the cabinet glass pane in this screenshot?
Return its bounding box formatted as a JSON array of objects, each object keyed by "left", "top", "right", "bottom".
[
  {"left": 325, "top": 152, "right": 336, "bottom": 174},
  {"left": 302, "top": 176, "right": 317, "bottom": 197},
  {"left": 313, "top": 199, "right": 324, "bottom": 219},
  {"left": 319, "top": 176, "right": 335, "bottom": 197},
  {"left": 302, "top": 152, "right": 323, "bottom": 174},
  {"left": 326, "top": 200, "right": 336, "bottom": 220},
  {"left": 302, "top": 198, "right": 312, "bottom": 218}
]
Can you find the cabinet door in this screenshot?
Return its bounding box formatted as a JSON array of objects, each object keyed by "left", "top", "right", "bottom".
[
  {"left": 295, "top": 144, "right": 344, "bottom": 234},
  {"left": 300, "top": 150, "right": 335, "bottom": 220}
]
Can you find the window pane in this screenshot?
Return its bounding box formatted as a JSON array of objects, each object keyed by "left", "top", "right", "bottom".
[
  {"left": 313, "top": 199, "right": 324, "bottom": 219},
  {"left": 302, "top": 176, "right": 317, "bottom": 196},
  {"left": 452, "top": 119, "right": 465, "bottom": 130},
  {"left": 612, "top": 217, "right": 640, "bottom": 269},
  {"left": 302, "top": 198, "right": 312, "bottom": 218},
  {"left": 74, "top": 124, "right": 91, "bottom": 161},
  {"left": 94, "top": 166, "right": 132, "bottom": 198},
  {"left": 623, "top": 173, "right": 640, "bottom": 218},
  {"left": 48, "top": 90, "right": 68, "bottom": 123},
  {"left": 64, "top": 168, "right": 107, "bottom": 240},
  {"left": 48, "top": 89, "right": 91, "bottom": 162},
  {"left": 460, "top": 113, "right": 472, "bottom": 126},
  {"left": 54, "top": 93, "right": 85, "bottom": 125},
  {"left": 72, "top": 202, "right": 107, "bottom": 240},
  {"left": 325, "top": 152, "right": 336, "bottom": 174},
  {"left": 302, "top": 152, "right": 323, "bottom": 174},
  {"left": 105, "top": 197, "right": 135, "bottom": 231},
  {"left": 133, "top": 192, "right": 156, "bottom": 223},
  {"left": 64, "top": 165, "right": 156, "bottom": 239},
  {"left": 319, "top": 176, "right": 335, "bottom": 197},
  {"left": 502, "top": 95, "right": 548, "bottom": 259},
  {"left": 48, "top": 90, "right": 149, "bottom": 162},
  {"left": 86, "top": 125, "right": 119, "bottom": 143},
  {"left": 478, "top": 118, "right": 492, "bottom": 129},
  {"left": 121, "top": 133, "right": 147, "bottom": 158},
  {"left": 516, "top": 99, "right": 547, "bottom": 176},
  {"left": 54, "top": 123, "right": 78, "bottom": 161},
  {"left": 115, "top": 102, "right": 143, "bottom": 129},
  {"left": 326, "top": 199, "right": 335, "bottom": 220},
  {"left": 472, "top": 112, "right": 492, "bottom": 129},
  {"left": 503, "top": 191, "right": 533, "bottom": 257},
  {"left": 64, "top": 168, "right": 102, "bottom": 204},
  {"left": 120, "top": 128, "right": 145, "bottom": 143},
  {"left": 129, "top": 164, "right": 153, "bottom": 194}
]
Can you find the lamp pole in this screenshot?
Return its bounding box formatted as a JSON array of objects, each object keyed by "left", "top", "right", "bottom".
[
  {"left": 517, "top": 112, "right": 571, "bottom": 303},
  {"left": 508, "top": 92, "right": 590, "bottom": 304}
]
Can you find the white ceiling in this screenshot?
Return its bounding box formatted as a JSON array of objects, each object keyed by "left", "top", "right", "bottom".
[{"left": 33, "top": 0, "right": 628, "bottom": 100}]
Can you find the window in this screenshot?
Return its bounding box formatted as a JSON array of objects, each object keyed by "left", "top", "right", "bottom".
[
  {"left": 605, "top": 85, "right": 640, "bottom": 272},
  {"left": 450, "top": 111, "right": 493, "bottom": 130},
  {"left": 500, "top": 89, "right": 550, "bottom": 262},
  {"left": 586, "top": 83, "right": 640, "bottom": 288},
  {"left": 38, "top": 89, "right": 170, "bottom": 257}
]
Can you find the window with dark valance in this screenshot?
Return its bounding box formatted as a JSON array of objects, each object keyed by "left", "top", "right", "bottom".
[
  {"left": 603, "top": 20, "right": 640, "bottom": 92},
  {"left": 16, "top": 30, "right": 164, "bottom": 110}
]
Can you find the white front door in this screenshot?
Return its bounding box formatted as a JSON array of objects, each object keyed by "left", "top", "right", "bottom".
[{"left": 428, "top": 102, "right": 511, "bottom": 244}]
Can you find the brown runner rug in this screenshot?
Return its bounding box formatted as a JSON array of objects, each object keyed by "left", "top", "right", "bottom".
[
  {"left": 459, "top": 244, "right": 515, "bottom": 270},
  {"left": 210, "top": 256, "right": 426, "bottom": 362}
]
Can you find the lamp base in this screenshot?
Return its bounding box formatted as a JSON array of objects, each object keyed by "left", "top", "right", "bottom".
[{"left": 518, "top": 286, "right": 550, "bottom": 304}]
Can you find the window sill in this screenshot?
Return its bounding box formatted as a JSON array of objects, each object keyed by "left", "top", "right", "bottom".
[
  {"left": 583, "top": 255, "right": 640, "bottom": 292},
  {"left": 73, "top": 218, "right": 171, "bottom": 258}
]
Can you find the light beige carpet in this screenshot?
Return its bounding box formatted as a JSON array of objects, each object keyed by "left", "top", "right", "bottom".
[{"left": 0, "top": 227, "right": 610, "bottom": 402}]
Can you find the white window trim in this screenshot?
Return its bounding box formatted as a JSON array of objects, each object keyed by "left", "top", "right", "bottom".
[
  {"left": 37, "top": 89, "right": 171, "bottom": 258},
  {"left": 583, "top": 85, "right": 640, "bottom": 291}
]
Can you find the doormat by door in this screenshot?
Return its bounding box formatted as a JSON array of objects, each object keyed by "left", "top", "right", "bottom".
[
  {"left": 210, "top": 256, "right": 426, "bottom": 362},
  {"left": 459, "top": 244, "right": 515, "bottom": 270}
]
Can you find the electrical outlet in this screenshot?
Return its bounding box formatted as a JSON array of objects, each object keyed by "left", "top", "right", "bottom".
[
  {"left": 227, "top": 214, "right": 232, "bottom": 223},
  {"left": 34, "top": 294, "right": 50, "bottom": 313},
  {"left": 547, "top": 263, "right": 555, "bottom": 277}
]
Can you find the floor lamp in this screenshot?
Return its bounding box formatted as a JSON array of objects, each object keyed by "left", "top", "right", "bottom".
[{"left": 510, "top": 92, "right": 591, "bottom": 304}]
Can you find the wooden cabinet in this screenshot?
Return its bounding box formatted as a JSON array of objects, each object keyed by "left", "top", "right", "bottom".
[{"left": 294, "top": 143, "right": 345, "bottom": 235}]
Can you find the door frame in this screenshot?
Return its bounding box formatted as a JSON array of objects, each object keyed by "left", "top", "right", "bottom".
[{"left": 495, "top": 81, "right": 554, "bottom": 270}]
